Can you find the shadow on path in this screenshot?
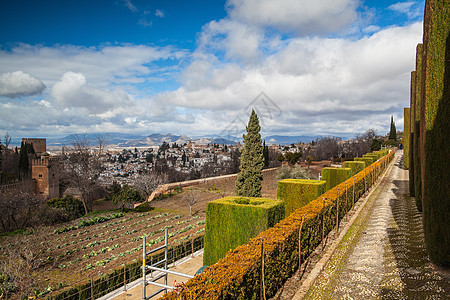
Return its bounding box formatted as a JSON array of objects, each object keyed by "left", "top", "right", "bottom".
[{"left": 382, "top": 176, "right": 449, "bottom": 299}]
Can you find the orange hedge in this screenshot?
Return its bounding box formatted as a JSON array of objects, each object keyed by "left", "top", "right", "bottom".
[{"left": 161, "top": 150, "right": 395, "bottom": 299}]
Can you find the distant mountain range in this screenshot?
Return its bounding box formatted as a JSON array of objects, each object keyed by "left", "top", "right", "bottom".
[{"left": 12, "top": 132, "right": 325, "bottom": 148}]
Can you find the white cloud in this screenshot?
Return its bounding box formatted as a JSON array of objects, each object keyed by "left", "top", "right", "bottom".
[
  {"left": 197, "top": 19, "right": 263, "bottom": 63},
  {"left": 155, "top": 9, "right": 165, "bottom": 18},
  {"left": 388, "top": 2, "right": 421, "bottom": 19},
  {"left": 123, "top": 0, "right": 137, "bottom": 13},
  {"left": 0, "top": 71, "right": 45, "bottom": 98},
  {"left": 226, "top": 0, "right": 359, "bottom": 35},
  {"left": 163, "top": 22, "right": 422, "bottom": 136},
  {"left": 52, "top": 72, "right": 131, "bottom": 114},
  {"left": 0, "top": 44, "right": 186, "bottom": 88}
]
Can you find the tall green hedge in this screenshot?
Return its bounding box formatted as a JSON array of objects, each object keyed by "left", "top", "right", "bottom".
[
  {"left": 277, "top": 179, "right": 326, "bottom": 217},
  {"left": 343, "top": 161, "right": 366, "bottom": 176},
  {"left": 404, "top": 107, "right": 411, "bottom": 169},
  {"left": 354, "top": 157, "right": 374, "bottom": 168},
  {"left": 204, "top": 197, "right": 284, "bottom": 266},
  {"left": 414, "top": 43, "right": 423, "bottom": 212},
  {"left": 420, "top": 0, "right": 449, "bottom": 266},
  {"left": 363, "top": 153, "right": 379, "bottom": 163},
  {"left": 321, "top": 167, "right": 352, "bottom": 191},
  {"left": 409, "top": 71, "right": 416, "bottom": 196}
]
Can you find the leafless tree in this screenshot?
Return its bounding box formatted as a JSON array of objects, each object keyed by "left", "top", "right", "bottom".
[
  {"left": 0, "top": 232, "right": 45, "bottom": 298},
  {"left": 61, "top": 134, "right": 103, "bottom": 214},
  {"left": 184, "top": 189, "right": 200, "bottom": 216},
  {"left": 0, "top": 186, "right": 44, "bottom": 233},
  {"left": 96, "top": 134, "right": 108, "bottom": 155},
  {"left": 315, "top": 137, "right": 341, "bottom": 161},
  {"left": 133, "top": 171, "right": 168, "bottom": 200}
]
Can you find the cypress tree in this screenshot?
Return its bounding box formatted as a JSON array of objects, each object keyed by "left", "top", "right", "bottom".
[
  {"left": 389, "top": 115, "right": 397, "bottom": 141},
  {"left": 235, "top": 109, "right": 264, "bottom": 197}
]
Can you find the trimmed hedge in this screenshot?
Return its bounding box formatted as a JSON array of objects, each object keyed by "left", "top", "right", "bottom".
[
  {"left": 420, "top": 0, "right": 449, "bottom": 266},
  {"left": 162, "top": 150, "right": 395, "bottom": 300},
  {"left": 321, "top": 167, "right": 352, "bottom": 191},
  {"left": 404, "top": 107, "right": 411, "bottom": 169},
  {"left": 343, "top": 161, "right": 366, "bottom": 176},
  {"left": 277, "top": 179, "right": 326, "bottom": 217},
  {"left": 203, "top": 197, "right": 284, "bottom": 266},
  {"left": 354, "top": 157, "right": 374, "bottom": 167},
  {"left": 409, "top": 71, "right": 416, "bottom": 196},
  {"left": 363, "top": 153, "right": 378, "bottom": 162},
  {"left": 414, "top": 43, "right": 423, "bottom": 212}
]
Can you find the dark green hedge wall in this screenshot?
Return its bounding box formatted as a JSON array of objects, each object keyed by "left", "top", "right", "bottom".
[{"left": 420, "top": 0, "right": 449, "bottom": 266}]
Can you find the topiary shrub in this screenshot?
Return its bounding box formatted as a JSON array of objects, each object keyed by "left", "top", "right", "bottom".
[
  {"left": 343, "top": 161, "right": 366, "bottom": 176},
  {"left": 277, "top": 179, "right": 326, "bottom": 217},
  {"left": 321, "top": 167, "right": 352, "bottom": 191},
  {"left": 355, "top": 157, "right": 373, "bottom": 166},
  {"left": 203, "top": 196, "right": 284, "bottom": 266}
]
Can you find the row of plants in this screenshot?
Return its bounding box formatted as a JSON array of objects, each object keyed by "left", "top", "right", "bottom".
[
  {"left": 40, "top": 216, "right": 204, "bottom": 271},
  {"left": 162, "top": 150, "right": 395, "bottom": 299},
  {"left": 46, "top": 235, "right": 205, "bottom": 300},
  {"left": 53, "top": 212, "right": 124, "bottom": 234}
]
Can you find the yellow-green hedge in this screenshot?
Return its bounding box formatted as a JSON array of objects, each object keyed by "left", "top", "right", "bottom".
[
  {"left": 162, "top": 150, "right": 395, "bottom": 299},
  {"left": 321, "top": 167, "right": 352, "bottom": 191},
  {"left": 203, "top": 197, "right": 284, "bottom": 266},
  {"left": 343, "top": 161, "right": 366, "bottom": 176},
  {"left": 277, "top": 179, "right": 326, "bottom": 217},
  {"left": 355, "top": 156, "right": 373, "bottom": 166}
]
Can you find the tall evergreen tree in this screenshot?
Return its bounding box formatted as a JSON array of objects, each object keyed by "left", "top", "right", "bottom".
[
  {"left": 389, "top": 115, "right": 397, "bottom": 141},
  {"left": 235, "top": 109, "right": 264, "bottom": 197},
  {"left": 19, "top": 141, "right": 35, "bottom": 179}
]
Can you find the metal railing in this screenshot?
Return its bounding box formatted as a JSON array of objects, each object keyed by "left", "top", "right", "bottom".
[{"left": 142, "top": 228, "right": 194, "bottom": 299}]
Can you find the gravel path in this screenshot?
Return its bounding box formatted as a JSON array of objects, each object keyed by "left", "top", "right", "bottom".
[{"left": 304, "top": 151, "right": 449, "bottom": 299}]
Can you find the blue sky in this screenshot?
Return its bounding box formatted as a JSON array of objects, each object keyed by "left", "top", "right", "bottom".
[{"left": 0, "top": 0, "right": 424, "bottom": 141}]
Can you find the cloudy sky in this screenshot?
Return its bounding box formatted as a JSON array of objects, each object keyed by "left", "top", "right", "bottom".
[{"left": 0, "top": 0, "right": 424, "bottom": 141}]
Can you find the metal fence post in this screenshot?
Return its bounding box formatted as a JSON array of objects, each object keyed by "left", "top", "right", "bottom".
[
  {"left": 336, "top": 188, "right": 340, "bottom": 233},
  {"left": 322, "top": 197, "right": 326, "bottom": 249},
  {"left": 142, "top": 235, "right": 146, "bottom": 299}
]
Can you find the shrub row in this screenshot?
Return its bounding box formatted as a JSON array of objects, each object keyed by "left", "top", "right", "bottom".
[
  {"left": 162, "top": 150, "right": 395, "bottom": 299},
  {"left": 321, "top": 167, "right": 352, "bottom": 191},
  {"left": 276, "top": 179, "right": 326, "bottom": 217},
  {"left": 343, "top": 161, "right": 366, "bottom": 176}
]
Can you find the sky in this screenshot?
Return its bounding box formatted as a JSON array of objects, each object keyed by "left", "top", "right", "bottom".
[{"left": 0, "top": 0, "right": 424, "bottom": 141}]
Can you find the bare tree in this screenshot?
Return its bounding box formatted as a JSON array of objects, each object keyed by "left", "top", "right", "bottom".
[
  {"left": 96, "top": 134, "right": 108, "bottom": 156},
  {"left": 184, "top": 189, "right": 199, "bottom": 216},
  {"left": 0, "top": 186, "right": 44, "bottom": 233},
  {"left": 133, "top": 171, "right": 168, "bottom": 201},
  {"left": 62, "top": 134, "right": 103, "bottom": 214},
  {"left": 315, "top": 137, "right": 341, "bottom": 161}
]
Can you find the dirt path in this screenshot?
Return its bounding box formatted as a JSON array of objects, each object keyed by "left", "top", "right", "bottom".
[{"left": 302, "top": 151, "right": 449, "bottom": 299}]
